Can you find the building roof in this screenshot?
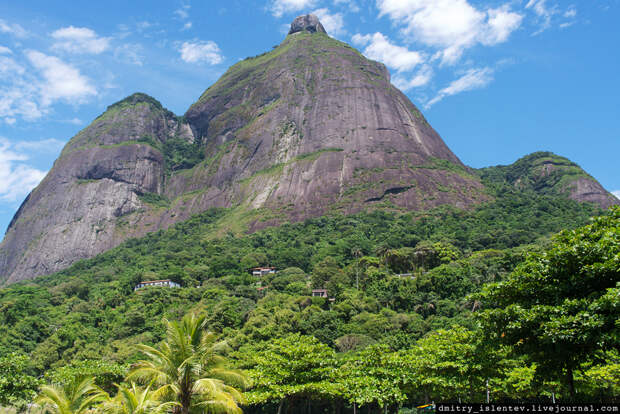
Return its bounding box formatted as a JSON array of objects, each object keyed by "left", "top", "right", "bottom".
[{"left": 138, "top": 279, "right": 174, "bottom": 284}]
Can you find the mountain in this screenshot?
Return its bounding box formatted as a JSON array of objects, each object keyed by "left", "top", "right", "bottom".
[
  {"left": 480, "top": 152, "right": 618, "bottom": 208},
  {"left": 0, "top": 15, "right": 615, "bottom": 285}
]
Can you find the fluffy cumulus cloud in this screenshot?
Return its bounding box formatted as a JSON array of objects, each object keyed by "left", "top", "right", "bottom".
[
  {"left": 0, "top": 138, "right": 48, "bottom": 203},
  {"left": 352, "top": 32, "right": 424, "bottom": 73},
  {"left": 612, "top": 190, "right": 620, "bottom": 200},
  {"left": 26, "top": 51, "right": 97, "bottom": 105},
  {"left": 0, "top": 46, "right": 12, "bottom": 54},
  {"left": 270, "top": 0, "right": 317, "bottom": 17},
  {"left": 51, "top": 26, "right": 110, "bottom": 54},
  {"left": 1, "top": 51, "right": 96, "bottom": 123},
  {"left": 179, "top": 41, "right": 223, "bottom": 64},
  {"left": 426, "top": 67, "right": 493, "bottom": 107},
  {"left": 376, "top": 0, "right": 522, "bottom": 65},
  {"left": 312, "top": 8, "right": 345, "bottom": 36}
]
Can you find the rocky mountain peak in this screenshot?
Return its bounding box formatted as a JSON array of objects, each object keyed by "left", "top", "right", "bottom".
[
  {"left": 288, "top": 14, "right": 326, "bottom": 35},
  {"left": 106, "top": 92, "right": 167, "bottom": 112}
]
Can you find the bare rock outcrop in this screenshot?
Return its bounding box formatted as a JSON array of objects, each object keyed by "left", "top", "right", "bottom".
[
  {"left": 0, "top": 94, "right": 192, "bottom": 284},
  {"left": 288, "top": 14, "right": 326, "bottom": 35}
]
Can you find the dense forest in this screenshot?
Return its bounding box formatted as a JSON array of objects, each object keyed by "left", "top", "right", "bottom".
[{"left": 0, "top": 177, "right": 618, "bottom": 412}]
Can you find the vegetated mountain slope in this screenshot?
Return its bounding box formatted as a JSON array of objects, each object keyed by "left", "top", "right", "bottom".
[
  {"left": 479, "top": 152, "right": 618, "bottom": 209},
  {"left": 0, "top": 15, "right": 487, "bottom": 284},
  {"left": 0, "top": 185, "right": 602, "bottom": 371}
]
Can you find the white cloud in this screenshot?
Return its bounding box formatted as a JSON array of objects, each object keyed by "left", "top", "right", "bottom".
[
  {"left": 174, "top": 5, "right": 190, "bottom": 20},
  {"left": 482, "top": 5, "right": 524, "bottom": 45},
  {"left": 525, "top": 0, "right": 575, "bottom": 34},
  {"left": 182, "top": 22, "right": 193, "bottom": 30},
  {"left": 376, "top": 0, "right": 522, "bottom": 65},
  {"left": 270, "top": 0, "right": 317, "bottom": 17},
  {"left": 114, "top": 44, "right": 145, "bottom": 66},
  {"left": 0, "top": 137, "right": 47, "bottom": 203},
  {"left": 564, "top": 7, "right": 577, "bottom": 18},
  {"left": 334, "top": 0, "right": 360, "bottom": 13},
  {"left": 51, "top": 26, "right": 110, "bottom": 54},
  {"left": 179, "top": 41, "right": 223, "bottom": 64},
  {"left": 352, "top": 32, "right": 424, "bottom": 72},
  {"left": 312, "top": 8, "right": 345, "bottom": 36},
  {"left": 0, "top": 46, "right": 12, "bottom": 55},
  {"left": 14, "top": 138, "right": 66, "bottom": 152},
  {"left": 0, "top": 56, "right": 45, "bottom": 121},
  {"left": 612, "top": 190, "right": 620, "bottom": 200},
  {"left": 136, "top": 21, "right": 153, "bottom": 32},
  {"left": 426, "top": 67, "right": 493, "bottom": 107},
  {"left": 0, "top": 19, "right": 28, "bottom": 38},
  {"left": 63, "top": 118, "right": 83, "bottom": 125},
  {"left": 392, "top": 64, "right": 433, "bottom": 90},
  {"left": 26, "top": 50, "right": 97, "bottom": 105},
  {"left": 1, "top": 51, "right": 96, "bottom": 123}
]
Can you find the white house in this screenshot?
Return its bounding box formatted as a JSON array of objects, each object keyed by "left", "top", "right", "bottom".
[{"left": 134, "top": 279, "right": 181, "bottom": 291}]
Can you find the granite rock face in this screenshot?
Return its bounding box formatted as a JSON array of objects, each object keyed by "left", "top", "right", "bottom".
[
  {"left": 288, "top": 14, "right": 326, "bottom": 35},
  {"left": 0, "top": 94, "right": 191, "bottom": 284},
  {"left": 1, "top": 16, "right": 614, "bottom": 284}
]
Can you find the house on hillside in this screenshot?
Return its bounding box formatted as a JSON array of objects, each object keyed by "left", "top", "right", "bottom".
[
  {"left": 251, "top": 267, "right": 276, "bottom": 277},
  {"left": 134, "top": 279, "right": 181, "bottom": 291},
  {"left": 312, "top": 288, "right": 328, "bottom": 298}
]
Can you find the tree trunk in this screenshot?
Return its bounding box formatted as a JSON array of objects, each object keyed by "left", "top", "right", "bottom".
[
  {"left": 278, "top": 398, "right": 286, "bottom": 414},
  {"left": 567, "top": 366, "right": 576, "bottom": 399}
]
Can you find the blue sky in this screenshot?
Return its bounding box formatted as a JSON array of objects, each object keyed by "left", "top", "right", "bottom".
[{"left": 0, "top": 0, "right": 619, "bottom": 234}]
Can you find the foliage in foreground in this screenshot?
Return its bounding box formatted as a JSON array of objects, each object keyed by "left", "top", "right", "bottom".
[{"left": 477, "top": 207, "right": 620, "bottom": 397}]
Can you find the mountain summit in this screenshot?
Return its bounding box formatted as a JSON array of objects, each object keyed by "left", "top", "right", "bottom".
[
  {"left": 288, "top": 14, "right": 326, "bottom": 35},
  {"left": 0, "top": 15, "right": 614, "bottom": 284}
]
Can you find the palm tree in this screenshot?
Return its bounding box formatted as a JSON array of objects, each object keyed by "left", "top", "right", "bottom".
[
  {"left": 127, "top": 313, "right": 246, "bottom": 414},
  {"left": 103, "top": 382, "right": 178, "bottom": 414},
  {"left": 35, "top": 376, "right": 107, "bottom": 414}
]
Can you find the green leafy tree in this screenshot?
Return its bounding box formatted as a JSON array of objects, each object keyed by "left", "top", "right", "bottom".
[
  {"left": 400, "top": 326, "right": 490, "bottom": 402},
  {"left": 46, "top": 360, "right": 127, "bottom": 394},
  {"left": 477, "top": 207, "right": 620, "bottom": 397},
  {"left": 338, "top": 345, "right": 407, "bottom": 410},
  {"left": 239, "top": 333, "right": 340, "bottom": 413},
  {"left": 35, "top": 376, "right": 107, "bottom": 414},
  {"left": 0, "top": 353, "right": 41, "bottom": 411},
  {"left": 127, "top": 313, "right": 246, "bottom": 414}
]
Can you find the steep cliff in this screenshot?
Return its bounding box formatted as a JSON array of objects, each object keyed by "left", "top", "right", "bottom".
[{"left": 0, "top": 94, "right": 195, "bottom": 283}]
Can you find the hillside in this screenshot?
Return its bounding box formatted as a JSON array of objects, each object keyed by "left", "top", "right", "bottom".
[
  {"left": 0, "top": 183, "right": 601, "bottom": 367},
  {"left": 480, "top": 151, "right": 618, "bottom": 208}
]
